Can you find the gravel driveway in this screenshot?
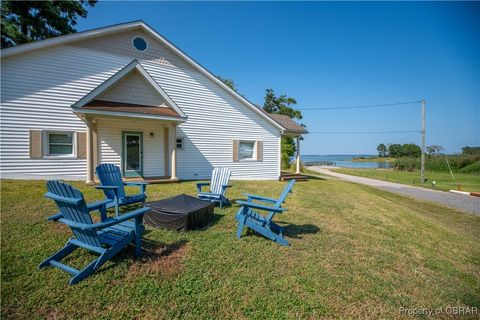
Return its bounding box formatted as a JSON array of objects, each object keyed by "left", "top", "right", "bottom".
[{"left": 308, "top": 166, "right": 480, "bottom": 215}]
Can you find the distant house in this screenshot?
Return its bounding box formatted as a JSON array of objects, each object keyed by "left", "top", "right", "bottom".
[{"left": 0, "top": 21, "right": 307, "bottom": 182}]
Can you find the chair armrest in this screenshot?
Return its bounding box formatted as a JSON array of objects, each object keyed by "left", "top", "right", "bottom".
[
  {"left": 236, "top": 200, "right": 286, "bottom": 213},
  {"left": 95, "top": 185, "right": 121, "bottom": 198},
  {"left": 44, "top": 192, "right": 83, "bottom": 205},
  {"left": 125, "top": 182, "right": 149, "bottom": 186},
  {"left": 87, "top": 199, "right": 111, "bottom": 212},
  {"left": 95, "top": 185, "right": 122, "bottom": 190},
  {"left": 125, "top": 182, "right": 148, "bottom": 193},
  {"left": 242, "top": 193, "right": 277, "bottom": 204},
  {"left": 60, "top": 206, "right": 151, "bottom": 231},
  {"left": 47, "top": 212, "right": 63, "bottom": 221},
  {"left": 198, "top": 192, "right": 222, "bottom": 198},
  {"left": 196, "top": 182, "right": 210, "bottom": 193}
]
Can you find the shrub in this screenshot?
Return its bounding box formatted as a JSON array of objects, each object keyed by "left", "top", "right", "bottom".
[
  {"left": 394, "top": 155, "right": 480, "bottom": 172},
  {"left": 458, "top": 161, "right": 480, "bottom": 173},
  {"left": 281, "top": 153, "right": 291, "bottom": 170}
]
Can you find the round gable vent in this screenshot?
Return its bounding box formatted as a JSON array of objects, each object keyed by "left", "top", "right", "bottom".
[{"left": 132, "top": 37, "right": 148, "bottom": 51}]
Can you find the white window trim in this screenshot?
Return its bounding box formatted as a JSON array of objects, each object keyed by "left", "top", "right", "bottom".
[
  {"left": 176, "top": 137, "right": 184, "bottom": 150},
  {"left": 43, "top": 130, "right": 77, "bottom": 159},
  {"left": 239, "top": 140, "right": 257, "bottom": 161},
  {"left": 131, "top": 36, "right": 149, "bottom": 51}
]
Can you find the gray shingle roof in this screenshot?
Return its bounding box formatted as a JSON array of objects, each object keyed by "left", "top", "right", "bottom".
[{"left": 266, "top": 113, "right": 308, "bottom": 135}]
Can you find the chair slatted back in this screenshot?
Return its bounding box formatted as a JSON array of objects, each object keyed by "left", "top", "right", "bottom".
[
  {"left": 46, "top": 181, "right": 101, "bottom": 248},
  {"left": 96, "top": 164, "right": 126, "bottom": 199},
  {"left": 210, "top": 168, "right": 231, "bottom": 195},
  {"left": 262, "top": 179, "right": 296, "bottom": 224},
  {"left": 275, "top": 179, "right": 296, "bottom": 208}
]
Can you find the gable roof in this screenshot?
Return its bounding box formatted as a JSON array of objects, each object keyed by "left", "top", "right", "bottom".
[
  {"left": 2, "top": 20, "right": 286, "bottom": 132},
  {"left": 72, "top": 59, "right": 185, "bottom": 115},
  {"left": 267, "top": 113, "right": 308, "bottom": 135}
]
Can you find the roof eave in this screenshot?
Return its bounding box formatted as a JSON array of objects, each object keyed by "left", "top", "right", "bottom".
[{"left": 72, "top": 107, "right": 187, "bottom": 122}]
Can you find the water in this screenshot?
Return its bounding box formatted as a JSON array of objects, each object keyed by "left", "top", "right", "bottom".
[{"left": 300, "top": 155, "right": 392, "bottom": 169}]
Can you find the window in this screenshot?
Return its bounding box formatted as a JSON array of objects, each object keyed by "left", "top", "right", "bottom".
[
  {"left": 132, "top": 37, "right": 148, "bottom": 51},
  {"left": 239, "top": 141, "right": 255, "bottom": 160},
  {"left": 47, "top": 132, "right": 74, "bottom": 156},
  {"left": 176, "top": 138, "right": 183, "bottom": 149}
]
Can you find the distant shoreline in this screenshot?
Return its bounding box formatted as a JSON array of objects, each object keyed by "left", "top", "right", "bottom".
[{"left": 352, "top": 156, "right": 395, "bottom": 163}]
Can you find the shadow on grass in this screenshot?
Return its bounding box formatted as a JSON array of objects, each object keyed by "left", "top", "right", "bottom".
[
  {"left": 242, "top": 223, "right": 320, "bottom": 241},
  {"left": 283, "top": 223, "right": 320, "bottom": 239},
  {"left": 107, "top": 238, "right": 187, "bottom": 262}
]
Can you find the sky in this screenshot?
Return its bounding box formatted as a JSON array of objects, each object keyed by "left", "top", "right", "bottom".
[{"left": 76, "top": 1, "right": 479, "bottom": 155}]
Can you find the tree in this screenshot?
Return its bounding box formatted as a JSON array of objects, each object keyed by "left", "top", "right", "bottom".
[
  {"left": 462, "top": 146, "right": 480, "bottom": 156},
  {"left": 1, "top": 0, "right": 96, "bottom": 48},
  {"left": 402, "top": 143, "right": 421, "bottom": 157},
  {"left": 426, "top": 145, "right": 444, "bottom": 155},
  {"left": 262, "top": 89, "right": 304, "bottom": 169},
  {"left": 263, "top": 89, "right": 302, "bottom": 120},
  {"left": 388, "top": 144, "right": 403, "bottom": 158},
  {"left": 217, "top": 76, "right": 238, "bottom": 92},
  {"left": 376, "top": 143, "right": 387, "bottom": 157}
]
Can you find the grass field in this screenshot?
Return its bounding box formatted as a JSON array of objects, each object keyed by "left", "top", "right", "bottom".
[
  {"left": 332, "top": 168, "right": 480, "bottom": 192},
  {"left": 2, "top": 179, "right": 480, "bottom": 319}
]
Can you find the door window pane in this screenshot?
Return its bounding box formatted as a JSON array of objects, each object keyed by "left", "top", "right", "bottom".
[
  {"left": 239, "top": 141, "right": 255, "bottom": 160},
  {"left": 126, "top": 135, "right": 141, "bottom": 171}
]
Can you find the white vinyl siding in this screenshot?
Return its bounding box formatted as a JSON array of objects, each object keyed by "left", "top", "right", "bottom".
[
  {"left": 97, "top": 69, "right": 168, "bottom": 107},
  {"left": 96, "top": 117, "right": 166, "bottom": 177},
  {"left": 0, "top": 46, "right": 130, "bottom": 180},
  {"left": 142, "top": 59, "right": 280, "bottom": 180},
  {"left": 1, "top": 29, "right": 281, "bottom": 181}
]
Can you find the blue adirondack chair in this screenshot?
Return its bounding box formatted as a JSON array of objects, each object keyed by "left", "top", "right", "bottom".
[
  {"left": 197, "top": 167, "right": 232, "bottom": 208},
  {"left": 96, "top": 163, "right": 148, "bottom": 216},
  {"left": 235, "top": 179, "right": 296, "bottom": 246},
  {"left": 38, "top": 180, "right": 150, "bottom": 285}
]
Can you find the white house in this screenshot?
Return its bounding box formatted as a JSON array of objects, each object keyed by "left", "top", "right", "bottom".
[{"left": 0, "top": 21, "right": 307, "bottom": 182}]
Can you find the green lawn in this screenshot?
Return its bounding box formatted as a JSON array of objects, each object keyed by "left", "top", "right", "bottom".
[
  {"left": 332, "top": 168, "right": 480, "bottom": 192},
  {"left": 2, "top": 179, "right": 480, "bottom": 319}
]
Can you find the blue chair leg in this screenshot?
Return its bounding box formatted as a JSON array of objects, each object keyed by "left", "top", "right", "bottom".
[
  {"left": 236, "top": 207, "right": 248, "bottom": 239},
  {"left": 38, "top": 240, "right": 77, "bottom": 269},
  {"left": 134, "top": 216, "right": 143, "bottom": 257}
]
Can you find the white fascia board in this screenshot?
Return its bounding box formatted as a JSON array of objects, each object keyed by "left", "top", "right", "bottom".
[{"left": 72, "top": 107, "right": 186, "bottom": 122}]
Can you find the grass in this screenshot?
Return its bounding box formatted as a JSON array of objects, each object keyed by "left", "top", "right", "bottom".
[
  {"left": 2, "top": 178, "right": 480, "bottom": 319},
  {"left": 331, "top": 168, "right": 480, "bottom": 192}
]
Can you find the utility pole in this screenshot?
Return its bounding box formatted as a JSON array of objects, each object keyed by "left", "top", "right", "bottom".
[{"left": 421, "top": 100, "right": 426, "bottom": 184}]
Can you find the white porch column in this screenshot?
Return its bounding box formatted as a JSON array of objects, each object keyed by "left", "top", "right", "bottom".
[
  {"left": 168, "top": 125, "right": 177, "bottom": 180},
  {"left": 86, "top": 118, "right": 95, "bottom": 184},
  {"left": 295, "top": 136, "right": 301, "bottom": 174}
]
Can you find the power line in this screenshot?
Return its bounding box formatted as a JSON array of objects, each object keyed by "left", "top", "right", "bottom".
[
  {"left": 308, "top": 130, "right": 420, "bottom": 134},
  {"left": 298, "top": 100, "right": 422, "bottom": 110}
]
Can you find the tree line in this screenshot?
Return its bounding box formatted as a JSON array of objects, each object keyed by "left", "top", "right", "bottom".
[
  {"left": 376, "top": 143, "right": 422, "bottom": 158},
  {"left": 377, "top": 143, "right": 480, "bottom": 158}
]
